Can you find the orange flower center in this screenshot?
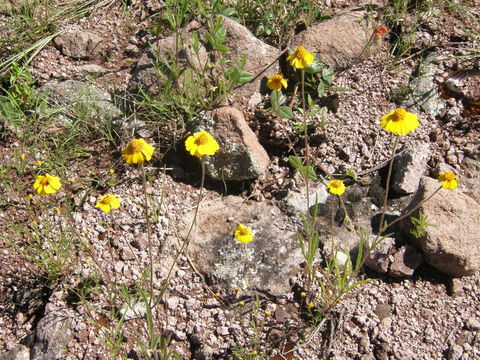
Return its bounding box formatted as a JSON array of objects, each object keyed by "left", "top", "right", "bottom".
[
  {"left": 130, "top": 139, "right": 142, "bottom": 153},
  {"left": 392, "top": 108, "right": 406, "bottom": 122},
  {"left": 330, "top": 180, "right": 342, "bottom": 188},
  {"left": 195, "top": 134, "right": 209, "bottom": 146},
  {"left": 39, "top": 177, "right": 50, "bottom": 186},
  {"left": 295, "top": 46, "right": 307, "bottom": 60},
  {"left": 238, "top": 228, "right": 249, "bottom": 236},
  {"left": 444, "top": 172, "right": 456, "bottom": 181}
]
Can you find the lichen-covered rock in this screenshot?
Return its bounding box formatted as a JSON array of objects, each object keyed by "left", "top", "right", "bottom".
[
  {"left": 40, "top": 80, "right": 122, "bottom": 125},
  {"left": 291, "top": 10, "right": 376, "bottom": 69},
  {"left": 54, "top": 31, "right": 103, "bottom": 59},
  {"left": 401, "top": 176, "right": 480, "bottom": 276},
  {"left": 182, "top": 196, "right": 302, "bottom": 295},
  {"left": 193, "top": 106, "right": 270, "bottom": 181},
  {"left": 392, "top": 142, "right": 431, "bottom": 195}
]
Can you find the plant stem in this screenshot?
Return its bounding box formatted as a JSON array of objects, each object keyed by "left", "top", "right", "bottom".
[
  {"left": 376, "top": 134, "right": 400, "bottom": 239},
  {"left": 383, "top": 186, "right": 442, "bottom": 230},
  {"left": 140, "top": 164, "right": 154, "bottom": 305},
  {"left": 301, "top": 69, "right": 310, "bottom": 212}
]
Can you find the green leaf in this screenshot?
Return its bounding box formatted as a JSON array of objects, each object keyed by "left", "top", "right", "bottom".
[
  {"left": 305, "top": 59, "right": 324, "bottom": 74},
  {"left": 225, "top": 69, "right": 254, "bottom": 84},
  {"left": 276, "top": 105, "right": 293, "bottom": 119},
  {"left": 330, "top": 86, "right": 349, "bottom": 92},
  {"left": 322, "top": 67, "right": 334, "bottom": 84},
  {"left": 317, "top": 81, "right": 325, "bottom": 97},
  {"left": 288, "top": 156, "right": 302, "bottom": 170},
  {"left": 299, "top": 165, "right": 318, "bottom": 180},
  {"left": 346, "top": 169, "right": 357, "bottom": 181}
]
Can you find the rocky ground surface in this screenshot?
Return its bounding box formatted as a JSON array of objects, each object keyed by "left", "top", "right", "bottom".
[{"left": 1, "top": 0, "right": 480, "bottom": 359}]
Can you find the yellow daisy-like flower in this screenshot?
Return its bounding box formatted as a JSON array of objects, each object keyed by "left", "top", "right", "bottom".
[
  {"left": 121, "top": 138, "right": 155, "bottom": 165},
  {"left": 33, "top": 174, "right": 62, "bottom": 195},
  {"left": 95, "top": 194, "right": 121, "bottom": 213},
  {"left": 266, "top": 74, "right": 288, "bottom": 91},
  {"left": 286, "top": 46, "right": 315, "bottom": 69},
  {"left": 185, "top": 131, "right": 220, "bottom": 158},
  {"left": 36, "top": 161, "right": 43, "bottom": 166},
  {"left": 327, "top": 179, "right": 346, "bottom": 195},
  {"left": 438, "top": 171, "right": 458, "bottom": 190},
  {"left": 234, "top": 223, "right": 254, "bottom": 244},
  {"left": 108, "top": 169, "right": 115, "bottom": 174},
  {"left": 380, "top": 108, "right": 420, "bottom": 135}
]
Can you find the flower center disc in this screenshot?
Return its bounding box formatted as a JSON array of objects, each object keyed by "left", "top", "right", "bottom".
[
  {"left": 130, "top": 140, "right": 142, "bottom": 153},
  {"left": 239, "top": 229, "right": 249, "bottom": 236},
  {"left": 195, "top": 135, "right": 208, "bottom": 146},
  {"left": 296, "top": 47, "right": 306, "bottom": 59},
  {"left": 40, "top": 178, "right": 50, "bottom": 186},
  {"left": 392, "top": 108, "right": 406, "bottom": 122}
]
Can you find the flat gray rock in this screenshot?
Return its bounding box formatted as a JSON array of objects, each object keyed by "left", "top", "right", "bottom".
[{"left": 181, "top": 195, "right": 302, "bottom": 295}]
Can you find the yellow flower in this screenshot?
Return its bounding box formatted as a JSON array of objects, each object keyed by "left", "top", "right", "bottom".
[
  {"left": 438, "top": 171, "right": 458, "bottom": 190},
  {"left": 36, "top": 161, "right": 43, "bottom": 166},
  {"left": 31, "top": 220, "right": 38, "bottom": 227},
  {"left": 121, "top": 138, "right": 155, "bottom": 165},
  {"left": 54, "top": 207, "right": 60, "bottom": 213},
  {"left": 266, "top": 74, "right": 288, "bottom": 91},
  {"left": 286, "top": 46, "right": 315, "bottom": 69},
  {"left": 95, "top": 194, "right": 121, "bottom": 213},
  {"left": 380, "top": 108, "right": 419, "bottom": 135},
  {"left": 27, "top": 194, "right": 33, "bottom": 200},
  {"left": 239, "top": 301, "right": 245, "bottom": 306},
  {"left": 307, "top": 302, "right": 315, "bottom": 309},
  {"left": 20, "top": 154, "right": 26, "bottom": 161},
  {"left": 33, "top": 174, "right": 62, "bottom": 195},
  {"left": 327, "top": 179, "right": 346, "bottom": 195},
  {"left": 235, "top": 223, "right": 254, "bottom": 243},
  {"left": 185, "top": 131, "right": 220, "bottom": 158},
  {"left": 108, "top": 169, "right": 115, "bottom": 174},
  {"left": 69, "top": 178, "right": 75, "bottom": 183},
  {"left": 300, "top": 291, "right": 307, "bottom": 297},
  {"left": 84, "top": 259, "right": 91, "bottom": 265}
]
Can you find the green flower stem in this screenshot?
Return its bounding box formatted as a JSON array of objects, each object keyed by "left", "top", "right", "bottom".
[
  {"left": 301, "top": 69, "right": 310, "bottom": 212},
  {"left": 337, "top": 194, "right": 352, "bottom": 228},
  {"left": 376, "top": 134, "right": 400, "bottom": 238},
  {"left": 140, "top": 163, "right": 154, "bottom": 306}
]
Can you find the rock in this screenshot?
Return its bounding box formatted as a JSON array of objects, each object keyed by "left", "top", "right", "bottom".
[
  {"left": 54, "top": 31, "right": 103, "bottom": 59},
  {"left": 129, "top": 16, "right": 279, "bottom": 103},
  {"left": 129, "top": 21, "right": 208, "bottom": 97},
  {"left": 219, "top": 16, "right": 280, "bottom": 100},
  {"left": 73, "top": 64, "right": 108, "bottom": 75},
  {"left": 181, "top": 195, "right": 303, "bottom": 295},
  {"left": 30, "top": 309, "right": 74, "bottom": 360},
  {"left": 119, "top": 298, "right": 147, "bottom": 321},
  {"left": 465, "top": 318, "right": 480, "bottom": 331},
  {"left": 401, "top": 176, "right": 480, "bottom": 276},
  {"left": 365, "top": 237, "right": 395, "bottom": 274},
  {"left": 392, "top": 142, "right": 431, "bottom": 195},
  {"left": 0, "top": 345, "right": 30, "bottom": 360},
  {"left": 394, "top": 53, "right": 446, "bottom": 117},
  {"left": 282, "top": 181, "right": 329, "bottom": 214},
  {"left": 374, "top": 303, "right": 392, "bottom": 321},
  {"left": 447, "top": 344, "right": 464, "bottom": 360},
  {"left": 194, "top": 107, "right": 270, "bottom": 181},
  {"left": 120, "top": 247, "right": 135, "bottom": 261},
  {"left": 40, "top": 80, "right": 123, "bottom": 125},
  {"left": 388, "top": 245, "right": 423, "bottom": 277},
  {"left": 292, "top": 10, "right": 376, "bottom": 69}
]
